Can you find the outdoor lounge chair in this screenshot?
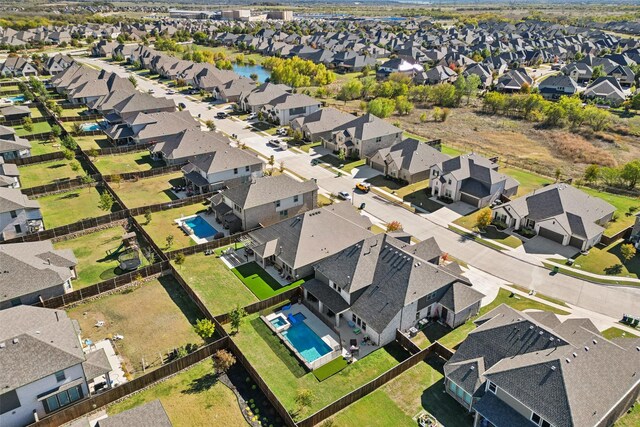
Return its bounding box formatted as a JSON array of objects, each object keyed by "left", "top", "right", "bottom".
[
  {"left": 347, "top": 320, "right": 356, "bottom": 328},
  {"left": 282, "top": 303, "right": 291, "bottom": 311},
  {"left": 353, "top": 327, "right": 361, "bottom": 335}
]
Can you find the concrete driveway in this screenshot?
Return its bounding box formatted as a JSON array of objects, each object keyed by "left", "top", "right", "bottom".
[{"left": 519, "top": 236, "right": 581, "bottom": 259}]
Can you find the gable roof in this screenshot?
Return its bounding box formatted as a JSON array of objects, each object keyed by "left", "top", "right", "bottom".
[
  {"left": 220, "top": 174, "right": 317, "bottom": 210},
  {"left": 0, "top": 187, "right": 40, "bottom": 213},
  {"left": 333, "top": 113, "right": 402, "bottom": 141},
  {"left": 375, "top": 138, "right": 450, "bottom": 175}
]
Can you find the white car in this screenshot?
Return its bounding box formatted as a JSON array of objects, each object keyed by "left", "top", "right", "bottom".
[
  {"left": 338, "top": 191, "right": 352, "bottom": 201},
  {"left": 247, "top": 113, "right": 258, "bottom": 120}
]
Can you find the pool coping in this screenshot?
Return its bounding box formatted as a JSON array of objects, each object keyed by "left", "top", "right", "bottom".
[{"left": 174, "top": 213, "right": 220, "bottom": 245}]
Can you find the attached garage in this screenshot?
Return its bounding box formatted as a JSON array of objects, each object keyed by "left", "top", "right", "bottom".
[
  {"left": 538, "top": 227, "right": 565, "bottom": 244},
  {"left": 460, "top": 192, "right": 480, "bottom": 207},
  {"left": 569, "top": 235, "right": 585, "bottom": 250}
]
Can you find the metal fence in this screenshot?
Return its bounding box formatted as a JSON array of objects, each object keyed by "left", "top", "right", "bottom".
[
  {"left": 91, "top": 142, "right": 155, "bottom": 156},
  {"left": 29, "top": 336, "right": 229, "bottom": 427},
  {"left": 58, "top": 114, "right": 102, "bottom": 123},
  {"left": 164, "top": 229, "right": 255, "bottom": 259}
]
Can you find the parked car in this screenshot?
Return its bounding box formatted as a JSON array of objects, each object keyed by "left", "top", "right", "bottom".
[
  {"left": 216, "top": 112, "right": 228, "bottom": 119},
  {"left": 267, "top": 139, "right": 280, "bottom": 147},
  {"left": 338, "top": 191, "right": 352, "bottom": 201},
  {"left": 276, "top": 128, "right": 288, "bottom": 136},
  {"left": 178, "top": 102, "right": 186, "bottom": 109},
  {"left": 247, "top": 112, "right": 258, "bottom": 120},
  {"left": 356, "top": 182, "right": 371, "bottom": 193},
  {"left": 166, "top": 90, "right": 175, "bottom": 95}
]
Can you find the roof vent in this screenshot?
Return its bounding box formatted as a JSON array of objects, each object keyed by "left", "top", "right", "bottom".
[
  {"left": 565, "top": 358, "right": 571, "bottom": 363},
  {"left": 470, "top": 366, "right": 475, "bottom": 370},
  {"left": 539, "top": 331, "right": 544, "bottom": 335},
  {"left": 550, "top": 337, "right": 555, "bottom": 341},
  {"left": 572, "top": 352, "right": 578, "bottom": 358},
  {"left": 551, "top": 366, "right": 556, "bottom": 371},
  {"left": 529, "top": 325, "right": 534, "bottom": 330},
  {"left": 592, "top": 339, "right": 597, "bottom": 344},
  {"left": 584, "top": 346, "right": 589, "bottom": 352},
  {"left": 636, "top": 347, "right": 640, "bottom": 352},
  {"left": 12, "top": 338, "right": 19, "bottom": 344},
  {"left": 0, "top": 342, "right": 5, "bottom": 349}
]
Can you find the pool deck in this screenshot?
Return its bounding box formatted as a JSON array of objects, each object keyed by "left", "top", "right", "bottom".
[{"left": 174, "top": 212, "right": 228, "bottom": 244}]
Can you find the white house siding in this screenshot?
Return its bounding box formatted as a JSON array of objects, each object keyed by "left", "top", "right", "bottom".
[
  {"left": 0, "top": 208, "right": 41, "bottom": 241},
  {"left": 451, "top": 301, "right": 481, "bottom": 328},
  {"left": 0, "top": 364, "right": 88, "bottom": 427},
  {"left": 0, "top": 281, "right": 68, "bottom": 310}
]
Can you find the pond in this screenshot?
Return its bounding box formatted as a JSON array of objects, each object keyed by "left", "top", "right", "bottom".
[{"left": 232, "top": 64, "right": 271, "bottom": 83}]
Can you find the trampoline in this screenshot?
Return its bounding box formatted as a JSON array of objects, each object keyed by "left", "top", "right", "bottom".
[{"left": 118, "top": 248, "right": 141, "bottom": 271}]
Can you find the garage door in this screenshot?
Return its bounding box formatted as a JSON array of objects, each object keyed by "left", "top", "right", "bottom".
[
  {"left": 569, "top": 236, "right": 584, "bottom": 249},
  {"left": 369, "top": 160, "right": 385, "bottom": 173},
  {"left": 460, "top": 193, "right": 479, "bottom": 207},
  {"left": 539, "top": 227, "right": 565, "bottom": 244}
]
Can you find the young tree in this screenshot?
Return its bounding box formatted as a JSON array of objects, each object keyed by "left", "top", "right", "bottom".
[
  {"left": 98, "top": 192, "right": 114, "bottom": 211},
  {"left": 51, "top": 124, "right": 61, "bottom": 138},
  {"left": 419, "top": 112, "right": 428, "bottom": 123},
  {"left": 193, "top": 318, "right": 216, "bottom": 340},
  {"left": 475, "top": 207, "right": 493, "bottom": 231},
  {"left": 620, "top": 160, "right": 640, "bottom": 189},
  {"left": 386, "top": 221, "right": 403, "bottom": 232},
  {"left": 584, "top": 164, "right": 600, "bottom": 183},
  {"left": 61, "top": 134, "right": 78, "bottom": 150},
  {"left": 337, "top": 79, "right": 363, "bottom": 102},
  {"left": 367, "top": 97, "right": 396, "bottom": 118},
  {"left": 144, "top": 209, "right": 152, "bottom": 224},
  {"left": 583, "top": 105, "right": 611, "bottom": 132},
  {"left": 22, "top": 117, "right": 33, "bottom": 133},
  {"left": 88, "top": 147, "right": 99, "bottom": 160},
  {"left": 128, "top": 75, "right": 137, "bottom": 88},
  {"left": 295, "top": 389, "right": 313, "bottom": 410},
  {"left": 174, "top": 252, "right": 185, "bottom": 269},
  {"left": 205, "top": 119, "right": 215, "bottom": 131},
  {"left": 554, "top": 168, "right": 563, "bottom": 183},
  {"left": 165, "top": 234, "right": 174, "bottom": 249},
  {"left": 71, "top": 122, "right": 83, "bottom": 135},
  {"left": 213, "top": 349, "right": 236, "bottom": 374},
  {"left": 620, "top": 244, "right": 636, "bottom": 263},
  {"left": 395, "top": 96, "right": 414, "bottom": 115},
  {"left": 70, "top": 160, "right": 80, "bottom": 173},
  {"left": 229, "top": 305, "right": 247, "bottom": 333},
  {"left": 591, "top": 65, "right": 605, "bottom": 80},
  {"left": 111, "top": 174, "right": 122, "bottom": 188}
]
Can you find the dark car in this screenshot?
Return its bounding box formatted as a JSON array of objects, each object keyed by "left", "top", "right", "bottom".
[
  {"left": 178, "top": 102, "right": 186, "bottom": 109},
  {"left": 216, "top": 112, "right": 228, "bottom": 119}
]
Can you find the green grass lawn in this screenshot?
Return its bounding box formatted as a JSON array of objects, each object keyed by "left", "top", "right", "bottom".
[
  {"left": 563, "top": 240, "right": 640, "bottom": 279},
  {"left": 228, "top": 313, "right": 410, "bottom": 420},
  {"left": 19, "top": 159, "right": 85, "bottom": 188},
  {"left": 510, "top": 285, "right": 569, "bottom": 307},
  {"left": 231, "top": 262, "right": 304, "bottom": 300},
  {"left": 174, "top": 254, "right": 258, "bottom": 315},
  {"left": 313, "top": 356, "right": 348, "bottom": 381},
  {"left": 59, "top": 106, "right": 88, "bottom": 117},
  {"left": 38, "top": 187, "right": 113, "bottom": 229},
  {"left": 616, "top": 401, "right": 640, "bottom": 427},
  {"left": 67, "top": 276, "right": 204, "bottom": 376},
  {"left": 54, "top": 226, "right": 149, "bottom": 289},
  {"left": 297, "top": 142, "right": 321, "bottom": 153},
  {"left": 28, "top": 139, "right": 62, "bottom": 156},
  {"left": 580, "top": 187, "right": 639, "bottom": 237},
  {"left": 134, "top": 203, "right": 208, "bottom": 250},
  {"left": 93, "top": 151, "right": 164, "bottom": 175},
  {"left": 412, "top": 288, "right": 570, "bottom": 350},
  {"left": 29, "top": 106, "right": 45, "bottom": 118},
  {"left": 13, "top": 120, "right": 52, "bottom": 136},
  {"left": 452, "top": 215, "right": 523, "bottom": 249},
  {"left": 331, "top": 357, "right": 473, "bottom": 427},
  {"left": 317, "top": 154, "right": 364, "bottom": 173},
  {"left": 500, "top": 166, "right": 552, "bottom": 197},
  {"left": 601, "top": 327, "right": 638, "bottom": 340},
  {"left": 76, "top": 135, "right": 112, "bottom": 150},
  {"left": 114, "top": 172, "right": 182, "bottom": 209},
  {"left": 107, "top": 359, "right": 248, "bottom": 427}
]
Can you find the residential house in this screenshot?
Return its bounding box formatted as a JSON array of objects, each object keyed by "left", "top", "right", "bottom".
[
  {"left": 377, "top": 56, "right": 424, "bottom": 78},
  {"left": 0, "top": 57, "right": 38, "bottom": 78},
  {"left": 0, "top": 240, "right": 77, "bottom": 309},
  {"left": 583, "top": 76, "right": 627, "bottom": 106},
  {"left": 66, "top": 72, "right": 134, "bottom": 106},
  {"left": 495, "top": 68, "right": 533, "bottom": 92},
  {"left": 105, "top": 92, "right": 176, "bottom": 125},
  {"left": 0, "top": 105, "right": 31, "bottom": 122},
  {"left": 290, "top": 108, "right": 355, "bottom": 142},
  {"left": 91, "top": 40, "right": 119, "bottom": 57},
  {"left": 239, "top": 83, "right": 291, "bottom": 113},
  {"left": 538, "top": 74, "right": 579, "bottom": 100},
  {"left": 463, "top": 63, "right": 493, "bottom": 88},
  {"left": 630, "top": 213, "right": 640, "bottom": 249},
  {"left": 430, "top": 153, "right": 519, "bottom": 207},
  {"left": 369, "top": 138, "right": 450, "bottom": 184},
  {"left": 0, "top": 158, "right": 20, "bottom": 188},
  {"left": 302, "top": 233, "right": 484, "bottom": 346},
  {"left": 44, "top": 54, "right": 74, "bottom": 76},
  {"left": 444, "top": 304, "right": 640, "bottom": 427},
  {"left": 104, "top": 110, "right": 199, "bottom": 146},
  {"left": 0, "top": 187, "right": 43, "bottom": 240},
  {"left": 415, "top": 65, "right": 458, "bottom": 85},
  {"left": 324, "top": 113, "right": 403, "bottom": 160},
  {"left": 246, "top": 203, "right": 374, "bottom": 279},
  {"left": 261, "top": 93, "right": 321, "bottom": 125},
  {"left": 192, "top": 67, "right": 239, "bottom": 92},
  {"left": 211, "top": 174, "right": 318, "bottom": 233},
  {"left": 0, "top": 126, "right": 31, "bottom": 161},
  {"left": 95, "top": 400, "right": 172, "bottom": 427},
  {"left": 151, "top": 129, "right": 233, "bottom": 165},
  {"left": 562, "top": 62, "right": 593, "bottom": 84},
  {"left": 212, "top": 77, "right": 257, "bottom": 103},
  {"left": 492, "top": 183, "right": 615, "bottom": 251},
  {"left": 0, "top": 306, "right": 113, "bottom": 427}
]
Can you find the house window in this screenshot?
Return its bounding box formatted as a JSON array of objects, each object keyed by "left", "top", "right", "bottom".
[
  {"left": 14, "top": 224, "right": 21, "bottom": 234},
  {"left": 432, "top": 170, "right": 439, "bottom": 177},
  {"left": 55, "top": 371, "right": 66, "bottom": 382},
  {"left": 279, "top": 210, "right": 288, "bottom": 217},
  {"left": 449, "top": 381, "right": 456, "bottom": 393},
  {"left": 448, "top": 179, "right": 452, "bottom": 185},
  {"left": 10, "top": 210, "right": 17, "bottom": 218},
  {"left": 375, "top": 137, "right": 382, "bottom": 142},
  {"left": 275, "top": 200, "right": 281, "bottom": 208},
  {"left": 293, "top": 195, "right": 299, "bottom": 203},
  {"left": 531, "top": 414, "right": 541, "bottom": 424},
  {"left": 43, "top": 386, "right": 83, "bottom": 413},
  {"left": 352, "top": 313, "right": 357, "bottom": 323},
  {"left": 234, "top": 204, "right": 242, "bottom": 213},
  {"left": 488, "top": 381, "right": 497, "bottom": 394},
  {"left": 362, "top": 321, "right": 367, "bottom": 331},
  {"left": 233, "top": 168, "right": 238, "bottom": 174}
]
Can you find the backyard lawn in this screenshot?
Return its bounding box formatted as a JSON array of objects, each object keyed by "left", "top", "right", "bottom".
[
  {"left": 231, "top": 261, "right": 304, "bottom": 300},
  {"left": 59, "top": 106, "right": 89, "bottom": 117},
  {"left": 580, "top": 187, "right": 639, "bottom": 237},
  {"left": 228, "top": 312, "right": 410, "bottom": 420},
  {"left": 67, "top": 276, "right": 204, "bottom": 376},
  {"left": 19, "top": 159, "right": 86, "bottom": 188},
  {"left": 616, "top": 401, "right": 640, "bottom": 427},
  {"left": 500, "top": 166, "right": 552, "bottom": 197},
  {"left": 411, "top": 288, "right": 570, "bottom": 350},
  {"left": 38, "top": 187, "right": 112, "bottom": 229},
  {"left": 54, "top": 226, "right": 149, "bottom": 289},
  {"left": 174, "top": 254, "right": 258, "bottom": 315},
  {"left": 553, "top": 240, "right": 640, "bottom": 279},
  {"left": 13, "top": 120, "right": 52, "bottom": 136},
  {"left": 107, "top": 359, "right": 247, "bottom": 427},
  {"left": 134, "top": 202, "right": 208, "bottom": 250},
  {"left": 93, "top": 151, "right": 164, "bottom": 175},
  {"left": 29, "top": 106, "right": 45, "bottom": 118},
  {"left": 114, "top": 172, "right": 183, "bottom": 208},
  {"left": 331, "top": 357, "right": 473, "bottom": 427},
  {"left": 601, "top": 327, "right": 638, "bottom": 340},
  {"left": 28, "top": 139, "right": 62, "bottom": 156},
  {"left": 76, "top": 135, "right": 112, "bottom": 150}
]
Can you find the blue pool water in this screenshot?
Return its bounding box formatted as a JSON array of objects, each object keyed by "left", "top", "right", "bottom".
[
  {"left": 232, "top": 64, "right": 271, "bottom": 83},
  {"left": 282, "top": 313, "right": 331, "bottom": 363},
  {"left": 184, "top": 216, "right": 218, "bottom": 239},
  {"left": 270, "top": 316, "right": 288, "bottom": 329},
  {"left": 7, "top": 95, "right": 25, "bottom": 103},
  {"left": 80, "top": 122, "right": 101, "bottom": 131}
]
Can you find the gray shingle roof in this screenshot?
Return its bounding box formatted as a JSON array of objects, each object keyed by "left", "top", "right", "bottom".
[
  {"left": 0, "top": 187, "right": 40, "bottom": 213},
  {"left": 333, "top": 113, "right": 402, "bottom": 141},
  {"left": 220, "top": 175, "right": 317, "bottom": 210}
]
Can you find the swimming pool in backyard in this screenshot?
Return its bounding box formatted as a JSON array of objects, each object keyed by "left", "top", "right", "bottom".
[
  {"left": 281, "top": 312, "right": 332, "bottom": 363},
  {"left": 80, "top": 122, "right": 101, "bottom": 131},
  {"left": 6, "top": 95, "right": 25, "bottom": 103},
  {"left": 183, "top": 215, "right": 218, "bottom": 239}
]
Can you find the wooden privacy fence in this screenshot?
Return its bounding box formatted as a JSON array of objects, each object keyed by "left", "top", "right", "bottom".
[
  {"left": 127, "top": 192, "right": 212, "bottom": 216},
  {"left": 36, "top": 262, "right": 168, "bottom": 309},
  {"left": 395, "top": 329, "right": 423, "bottom": 355},
  {"left": 214, "top": 287, "right": 302, "bottom": 324},
  {"left": 22, "top": 131, "right": 53, "bottom": 141},
  {"left": 22, "top": 177, "right": 99, "bottom": 197},
  {"left": 227, "top": 338, "right": 298, "bottom": 427},
  {"left": 164, "top": 228, "right": 255, "bottom": 259},
  {"left": 296, "top": 341, "right": 454, "bottom": 427},
  {"left": 91, "top": 142, "right": 154, "bottom": 156},
  {"left": 102, "top": 164, "right": 184, "bottom": 182},
  {"left": 6, "top": 151, "right": 65, "bottom": 165},
  {"left": 29, "top": 336, "right": 229, "bottom": 427},
  {"left": 57, "top": 114, "right": 102, "bottom": 122},
  {"left": 0, "top": 116, "right": 48, "bottom": 126}
]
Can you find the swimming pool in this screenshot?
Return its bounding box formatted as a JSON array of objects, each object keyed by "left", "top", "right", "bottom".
[
  {"left": 270, "top": 316, "right": 288, "bottom": 329},
  {"left": 183, "top": 215, "right": 218, "bottom": 239},
  {"left": 7, "top": 95, "right": 25, "bottom": 103},
  {"left": 282, "top": 312, "right": 332, "bottom": 363},
  {"left": 80, "top": 122, "right": 101, "bottom": 131}
]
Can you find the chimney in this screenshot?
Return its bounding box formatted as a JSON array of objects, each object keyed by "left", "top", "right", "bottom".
[{"left": 47, "top": 258, "right": 51, "bottom": 265}]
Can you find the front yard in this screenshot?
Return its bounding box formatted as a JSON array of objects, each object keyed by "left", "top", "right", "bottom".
[
  {"left": 38, "top": 187, "right": 112, "bottom": 229},
  {"left": 231, "top": 261, "right": 304, "bottom": 300},
  {"left": 411, "top": 288, "right": 570, "bottom": 350},
  {"left": 173, "top": 254, "right": 258, "bottom": 315},
  {"left": 93, "top": 151, "right": 164, "bottom": 175},
  {"left": 330, "top": 356, "right": 473, "bottom": 427},
  {"left": 107, "top": 359, "right": 247, "bottom": 427},
  {"left": 452, "top": 214, "right": 523, "bottom": 249},
  {"left": 113, "top": 172, "right": 183, "bottom": 209},
  {"left": 134, "top": 202, "right": 208, "bottom": 250},
  {"left": 54, "top": 226, "right": 149, "bottom": 289},
  {"left": 228, "top": 312, "right": 410, "bottom": 420},
  {"left": 67, "top": 276, "right": 205, "bottom": 377},
  {"left": 19, "top": 158, "right": 87, "bottom": 188},
  {"left": 549, "top": 240, "right": 640, "bottom": 280}
]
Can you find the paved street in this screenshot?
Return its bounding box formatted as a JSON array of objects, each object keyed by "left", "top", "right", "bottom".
[{"left": 76, "top": 56, "right": 640, "bottom": 322}]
